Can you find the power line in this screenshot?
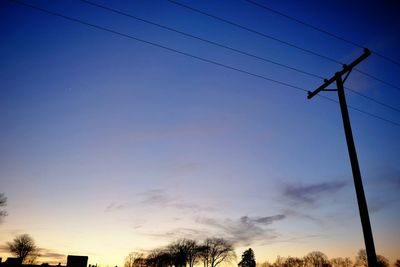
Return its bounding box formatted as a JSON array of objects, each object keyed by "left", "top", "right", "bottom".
[
  {"left": 81, "top": 0, "right": 400, "bottom": 114},
  {"left": 354, "top": 69, "right": 400, "bottom": 91},
  {"left": 168, "top": 0, "right": 400, "bottom": 92},
  {"left": 80, "top": 0, "right": 323, "bottom": 80},
  {"left": 167, "top": 0, "right": 342, "bottom": 64},
  {"left": 7, "top": 0, "right": 400, "bottom": 128},
  {"left": 345, "top": 87, "right": 400, "bottom": 113},
  {"left": 243, "top": 0, "right": 400, "bottom": 68},
  {"left": 7, "top": 0, "right": 307, "bottom": 94},
  {"left": 318, "top": 95, "right": 400, "bottom": 127}
]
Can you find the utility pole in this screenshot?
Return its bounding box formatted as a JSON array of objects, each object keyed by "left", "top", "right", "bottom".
[{"left": 308, "top": 48, "right": 378, "bottom": 267}]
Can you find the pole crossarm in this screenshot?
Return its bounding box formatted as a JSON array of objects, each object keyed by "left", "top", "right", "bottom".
[{"left": 307, "top": 48, "right": 371, "bottom": 99}]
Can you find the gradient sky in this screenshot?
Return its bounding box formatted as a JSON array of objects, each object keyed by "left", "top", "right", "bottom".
[{"left": 1, "top": 0, "right": 399, "bottom": 266}]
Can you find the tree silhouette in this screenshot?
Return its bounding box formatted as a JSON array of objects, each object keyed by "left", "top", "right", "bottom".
[
  {"left": 354, "top": 249, "right": 389, "bottom": 267},
  {"left": 303, "top": 251, "right": 329, "bottom": 267},
  {"left": 0, "top": 193, "right": 7, "bottom": 221},
  {"left": 272, "top": 256, "right": 285, "bottom": 267},
  {"left": 146, "top": 249, "right": 173, "bottom": 267},
  {"left": 330, "top": 257, "right": 352, "bottom": 267},
  {"left": 238, "top": 248, "right": 256, "bottom": 267},
  {"left": 181, "top": 239, "right": 201, "bottom": 267},
  {"left": 257, "top": 261, "right": 272, "bottom": 267},
  {"left": 7, "top": 234, "right": 38, "bottom": 263},
  {"left": 123, "top": 242, "right": 394, "bottom": 267},
  {"left": 354, "top": 249, "right": 367, "bottom": 267},
  {"left": 127, "top": 238, "right": 235, "bottom": 267},
  {"left": 376, "top": 255, "right": 389, "bottom": 267},
  {"left": 168, "top": 240, "right": 189, "bottom": 267},
  {"left": 284, "top": 256, "right": 303, "bottom": 267},
  {"left": 201, "top": 238, "right": 236, "bottom": 267},
  {"left": 198, "top": 244, "right": 210, "bottom": 267},
  {"left": 124, "top": 252, "right": 146, "bottom": 267}
]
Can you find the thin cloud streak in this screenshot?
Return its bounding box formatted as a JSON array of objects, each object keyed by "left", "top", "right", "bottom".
[
  {"left": 105, "top": 189, "right": 215, "bottom": 212},
  {"left": 196, "top": 214, "right": 286, "bottom": 246},
  {"left": 140, "top": 189, "right": 215, "bottom": 212},
  {"left": 137, "top": 214, "right": 286, "bottom": 246},
  {"left": 37, "top": 248, "right": 66, "bottom": 260},
  {"left": 105, "top": 202, "right": 129, "bottom": 212},
  {"left": 142, "top": 227, "right": 209, "bottom": 242},
  {"left": 0, "top": 244, "right": 8, "bottom": 253},
  {"left": 283, "top": 181, "right": 348, "bottom": 205},
  {"left": 282, "top": 209, "right": 322, "bottom": 224}
]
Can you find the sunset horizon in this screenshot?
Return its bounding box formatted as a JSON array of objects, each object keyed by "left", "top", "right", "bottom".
[{"left": 1, "top": 0, "right": 399, "bottom": 266}]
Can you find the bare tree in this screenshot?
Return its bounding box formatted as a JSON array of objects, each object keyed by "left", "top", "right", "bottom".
[
  {"left": 354, "top": 249, "right": 389, "bottom": 267},
  {"left": 354, "top": 249, "right": 367, "bottom": 267},
  {"left": 343, "top": 257, "right": 352, "bottom": 267},
  {"left": 198, "top": 244, "right": 210, "bottom": 267},
  {"left": 376, "top": 255, "right": 389, "bottom": 267},
  {"left": 201, "top": 238, "right": 236, "bottom": 267},
  {"left": 147, "top": 249, "right": 173, "bottom": 267},
  {"left": 272, "top": 256, "right": 285, "bottom": 267},
  {"left": 179, "top": 239, "right": 201, "bottom": 267},
  {"left": 283, "top": 256, "right": 303, "bottom": 267},
  {"left": 167, "top": 239, "right": 193, "bottom": 267},
  {"left": 256, "top": 262, "right": 272, "bottom": 267},
  {"left": 330, "top": 257, "right": 352, "bottom": 267},
  {"left": 7, "top": 234, "right": 38, "bottom": 263},
  {"left": 124, "top": 252, "right": 146, "bottom": 267},
  {"left": 303, "top": 251, "right": 329, "bottom": 267},
  {"left": 0, "top": 193, "right": 7, "bottom": 221}
]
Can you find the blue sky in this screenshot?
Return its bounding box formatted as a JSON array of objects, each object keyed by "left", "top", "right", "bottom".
[{"left": 0, "top": 0, "right": 399, "bottom": 266}]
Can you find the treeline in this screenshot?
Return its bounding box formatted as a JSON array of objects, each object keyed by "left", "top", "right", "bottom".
[
  {"left": 253, "top": 249, "right": 400, "bottom": 267},
  {"left": 125, "top": 239, "right": 400, "bottom": 267},
  {"left": 124, "top": 238, "right": 235, "bottom": 267},
  {"left": 255, "top": 250, "right": 394, "bottom": 267},
  {"left": 4, "top": 233, "right": 399, "bottom": 267}
]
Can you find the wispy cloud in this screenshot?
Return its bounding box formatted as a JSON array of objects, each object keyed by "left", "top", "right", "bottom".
[
  {"left": 140, "top": 214, "right": 286, "bottom": 246},
  {"left": 251, "top": 215, "right": 285, "bottom": 224},
  {"left": 105, "top": 202, "right": 129, "bottom": 212},
  {"left": 368, "top": 198, "right": 387, "bottom": 213},
  {"left": 144, "top": 227, "right": 209, "bottom": 241},
  {"left": 196, "top": 214, "right": 286, "bottom": 246},
  {"left": 283, "top": 181, "right": 348, "bottom": 205},
  {"left": 282, "top": 209, "right": 321, "bottom": 224},
  {"left": 37, "top": 248, "right": 66, "bottom": 261},
  {"left": 105, "top": 189, "right": 214, "bottom": 213},
  {"left": 139, "top": 189, "right": 174, "bottom": 206},
  {"left": 363, "top": 169, "right": 400, "bottom": 212},
  {"left": 378, "top": 171, "right": 400, "bottom": 189},
  {"left": 368, "top": 194, "right": 399, "bottom": 213},
  {"left": 140, "top": 189, "right": 214, "bottom": 212},
  {"left": 0, "top": 244, "right": 8, "bottom": 253}
]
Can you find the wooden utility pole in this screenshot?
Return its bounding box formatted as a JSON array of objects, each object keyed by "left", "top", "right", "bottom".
[{"left": 308, "top": 48, "right": 378, "bottom": 267}]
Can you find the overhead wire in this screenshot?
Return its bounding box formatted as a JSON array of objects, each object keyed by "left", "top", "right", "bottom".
[
  {"left": 353, "top": 68, "right": 400, "bottom": 91},
  {"left": 7, "top": 0, "right": 400, "bottom": 128},
  {"left": 167, "top": 0, "right": 342, "bottom": 64},
  {"left": 167, "top": 0, "right": 400, "bottom": 92},
  {"left": 243, "top": 0, "right": 400, "bottom": 68},
  {"left": 80, "top": 0, "right": 324, "bottom": 80},
  {"left": 345, "top": 87, "right": 400, "bottom": 113},
  {"left": 80, "top": 0, "right": 400, "bottom": 114},
  {"left": 7, "top": 0, "right": 307, "bottom": 94},
  {"left": 319, "top": 94, "right": 400, "bottom": 127}
]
